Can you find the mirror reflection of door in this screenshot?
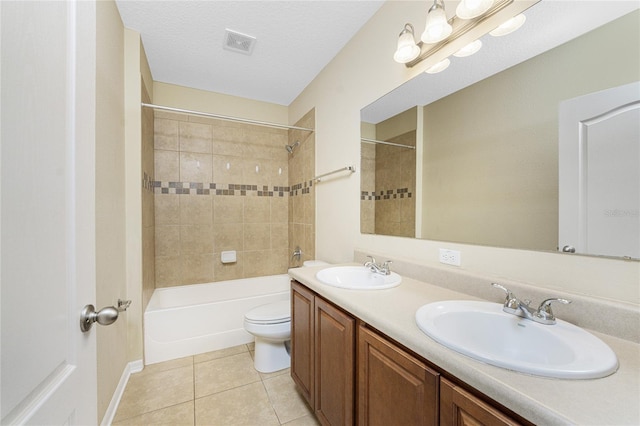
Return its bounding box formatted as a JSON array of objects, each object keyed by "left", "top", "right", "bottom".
[{"left": 559, "top": 81, "right": 640, "bottom": 259}]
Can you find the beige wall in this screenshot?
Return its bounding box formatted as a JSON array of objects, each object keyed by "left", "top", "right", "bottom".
[
  {"left": 375, "top": 107, "right": 417, "bottom": 141},
  {"left": 153, "top": 110, "right": 290, "bottom": 285},
  {"left": 290, "top": 2, "right": 639, "bottom": 305},
  {"left": 421, "top": 10, "right": 640, "bottom": 251},
  {"left": 153, "top": 81, "right": 288, "bottom": 124},
  {"left": 95, "top": 0, "right": 127, "bottom": 419},
  {"left": 124, "top": 29, "right": 145, "bottom": 365}
]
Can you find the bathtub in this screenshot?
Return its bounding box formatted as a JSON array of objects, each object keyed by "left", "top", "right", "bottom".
[{"left": 144, "top": 274, "right": 291, "bottom": 365}]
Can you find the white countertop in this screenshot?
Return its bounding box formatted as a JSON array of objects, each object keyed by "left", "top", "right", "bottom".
[{"left": 289, "top": 264, "right": 640, "bottom": 426}]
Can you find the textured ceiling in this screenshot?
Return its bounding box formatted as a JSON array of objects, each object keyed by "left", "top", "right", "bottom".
[{"left": 115, "top": 0, "right": 384, "bottom": 106}]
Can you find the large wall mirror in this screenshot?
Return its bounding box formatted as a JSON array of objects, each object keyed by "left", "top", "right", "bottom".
[{"left": 361, "top": 2, "right": 639, "bottom": 260}]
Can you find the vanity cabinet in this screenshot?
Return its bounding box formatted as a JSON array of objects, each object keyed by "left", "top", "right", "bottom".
[
  {"left": 291, "top": 281, "right": 315, "bottom": 405},
  {"left": 358, "top": 324, "right": 439, "bottom": 425},
  {"left": 315, "top": 296, "right": 355, "bottom": 425},
  {"left": 291, "top": 280, "right": 527, "bottom": 426},
  {"left": 440, "top": 378, "right": 522, "bottom": 426},
  {"left": 291, "top": 281, "right": 355, "bottom": 425}
]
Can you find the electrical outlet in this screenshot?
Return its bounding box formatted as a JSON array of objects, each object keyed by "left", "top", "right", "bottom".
[{"left": 439, "top": 248, "right": 461, "bottom": 266}]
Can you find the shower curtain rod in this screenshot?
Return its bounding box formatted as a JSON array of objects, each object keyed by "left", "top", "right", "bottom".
[
  {"left": 361, "top": 137, "right": 416, "bottom": 150},
  {"left": 141, "top": 103, "right": 315, "bottom": 132}
]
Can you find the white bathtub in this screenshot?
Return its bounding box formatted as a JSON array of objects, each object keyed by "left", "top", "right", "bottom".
[{"left": 144, "top": 274, "right": 291, "bottom": 365}]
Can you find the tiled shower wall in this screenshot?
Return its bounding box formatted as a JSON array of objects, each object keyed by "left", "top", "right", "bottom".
[
  {"left": 153, "top": 111, "right": 291, "bottom": 287},
  {"left": 360, "top": 142, "right": 375, "bottom": 234},
  {"left": 361, "top": 131, "right": 416, "bottom": 237},
  {"left": 288, "top": 109, "right": 316, "bottom": 267}
]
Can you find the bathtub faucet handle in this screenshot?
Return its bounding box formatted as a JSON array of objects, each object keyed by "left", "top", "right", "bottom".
[{"left": 292, "top": 246, "right": 302, "bottom": 262}]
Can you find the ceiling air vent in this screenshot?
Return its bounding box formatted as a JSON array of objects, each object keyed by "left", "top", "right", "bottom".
[{"left": 223, "top": 29, "right": 257, "bottom": 55}]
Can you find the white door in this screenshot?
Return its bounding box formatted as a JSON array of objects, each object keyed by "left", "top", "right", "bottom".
[
  {"left": 1, "top": 1, "right": 98, "bottom": 424},
  {"left": 559, "top": 81, "right": 640, "bottom": 259}
]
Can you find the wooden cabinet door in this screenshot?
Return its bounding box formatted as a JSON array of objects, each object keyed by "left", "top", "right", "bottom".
[
  {"left": 358, "top": 325, "right": 440, "bottom": 426},
  {"left": 291, "top": 281, "right": 316, "bottom": 408},
  {"left": 440, "top": 378, "right": 523, "bottom": 426},
  {"left": 315, "top": 297, "right": 355, "bottom": 425}
]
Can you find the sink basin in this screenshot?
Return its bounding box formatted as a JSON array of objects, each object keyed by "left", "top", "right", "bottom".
[
  {"left": 415, "top": 300, "right": 618, "bottom": 379},
  {"left": 315, "top": 266, "right": 402, "bottom": 290}
]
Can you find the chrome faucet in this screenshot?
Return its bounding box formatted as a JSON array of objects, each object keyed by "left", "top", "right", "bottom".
[
  {"left": 364, "top": 256, "right": 393, "bottom": 275},
  {"left": 491, "top": 283, "right": 571, "bottom": 325},
  {"left": 291, "top": 246, "right": 302, "bottom": 262}
]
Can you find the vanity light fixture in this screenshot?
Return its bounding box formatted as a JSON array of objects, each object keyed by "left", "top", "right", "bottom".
[
  {"left": 394, "top": 0, "right": 537, "bottom": 69},
  {"left": 393, "top": 23, "right": 421, "bottom": 64},
  {"left": 421, "top": 0, "right": 453, "bottom": 44},
  {"left": 456, "top": 0, "right": 495, "bottom": 20},
  {"left": 489, "top": 13, "right": 526, "bottom": 36},
  {"left": 453, "top": 39, "right": 482, "bottom": 57},
  {"left": 425, "top": 58, "right": 451, "bottom": 74}
]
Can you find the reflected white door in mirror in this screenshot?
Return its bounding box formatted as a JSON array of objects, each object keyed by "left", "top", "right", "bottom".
[{"left": 559, "top": 81, "right": 640, "bottom": 260}]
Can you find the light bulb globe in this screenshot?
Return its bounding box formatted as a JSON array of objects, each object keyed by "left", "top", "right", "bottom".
[
  {"left": 456, "top": 0, "right": 494, "bottom": 20},
  {"left": 453, "top": 39, "right": 482, "bottom": 57},
  {"left": 421, "top": 6, "right": 452, "bottom": 44},
  {"left": 490, "top": 14, "right": 526, "bottom": 37},
  {"left": 425, "top": 58, "right": 451, "bottom": 74},
  {"left": 393, "top": 24, "right": 421, "bottom": 63}
]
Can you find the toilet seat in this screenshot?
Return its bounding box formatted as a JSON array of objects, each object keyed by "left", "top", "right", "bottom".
[
  {"left": 244, "top": 300, "right": 290, "bottom": 325},
  {"left": 243, "top": 300, "right": 291, "bottom": 373}
]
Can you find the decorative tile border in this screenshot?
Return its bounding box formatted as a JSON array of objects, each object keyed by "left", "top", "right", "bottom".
[
  {"left": 290, "top": 180, "right": 314, "bottom": 196},
  {"left": 153, "top": 180, "right": 314, "bottom": 197},
  {"left": 361, "top": 188, "right": 412, "bottom": 201}
]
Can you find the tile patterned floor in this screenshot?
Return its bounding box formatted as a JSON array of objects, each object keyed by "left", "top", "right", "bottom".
[{"left": 113, "top": 344, "right": 318, "bottom": 425}]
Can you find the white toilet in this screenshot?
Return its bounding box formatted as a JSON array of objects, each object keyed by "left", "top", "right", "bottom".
[
  {"left": 244, "top": 260, "right": 329, "bottom": 373},
  {"left": 243, "top": 300, "right": 292, "bottom": 373}
]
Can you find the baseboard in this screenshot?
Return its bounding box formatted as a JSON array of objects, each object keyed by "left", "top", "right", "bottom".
[{"left": 100, "top": 359, "right": 143, "bottom": 425}]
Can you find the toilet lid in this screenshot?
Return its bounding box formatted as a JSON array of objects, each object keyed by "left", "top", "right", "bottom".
[{"left": 245, "top": 300, "right": 290, "bottom": 323}]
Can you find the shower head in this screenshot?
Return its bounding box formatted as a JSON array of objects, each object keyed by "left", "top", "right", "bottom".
[{"left": 286, "top": 140, "right": 300, "bottom": 154}]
